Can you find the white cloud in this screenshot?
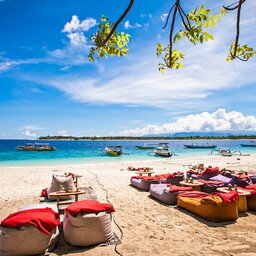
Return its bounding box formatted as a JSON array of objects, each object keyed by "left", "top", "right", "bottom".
[
  {"left": 58, "top": 130, "right": 70, "bottom": 136},
  {"left": 140, "top": 13, "right": 152, "bottom": 18},
  {"left": 120, "top": 109, "right": 256, "bottom": 136},
  {"left": 22, "top": 130, "right": 37, "bottom": 137},
  {"left": 62, "top": 16, "right": 97, "bottom": 33},
  {"left": 66, "top": 32, "right": 86, "bottom": 46},
  {"left": 0, "top": 58, "right": 39, "bottom": 72},
  {"left": 160, "top": 13, "right": 168, "bottom": 22},
  {"left": 23, "top": 125, "right": 44, "bottom": 131},
  {"left": 124, "top": 20, "right": 142, "bottom": 29},
  {"left": 62, "top": 15, "right": 96, "bottom": 47}
]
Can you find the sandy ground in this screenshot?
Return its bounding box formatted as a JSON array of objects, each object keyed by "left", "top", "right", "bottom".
[{"left": 0, "top": 153, "right": 256, "bottom": 256}]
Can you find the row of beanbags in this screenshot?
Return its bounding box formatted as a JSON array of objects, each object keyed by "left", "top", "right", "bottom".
[
  {"left": 0, "top": 200, "right": 115, "bottom": 255},
  {"left": 130, "top": 172, "right": 184, "bottom": 191},
  {"left": 177, "top": 191, "right": 239, "bottom": 222}
]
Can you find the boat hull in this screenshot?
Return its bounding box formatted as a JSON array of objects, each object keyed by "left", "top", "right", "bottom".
[
  {"left": 105, "top": 147, "right": 122, "bottom": 156},
  {"left": 154, "top": 150, "right": 172, "bottom": 157},
  {"left": 184, "top": 145, "right": 217, "bottom": 149},
  {"left": 16, "top": 146, "right": 56, "bottom": 151},
  {"left": 240, "top": 144, "right": 256, "bottom": 147},
  {"left": 135, "top": 146, "right": 155, "bottom": 150}
]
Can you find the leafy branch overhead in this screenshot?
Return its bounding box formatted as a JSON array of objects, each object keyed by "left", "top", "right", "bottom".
[
  {"left": 88, "top": 0, "right": 255, "bottom": 73},
  {"left": 88, "top": 16, "right": 130, "bottom": 61}
]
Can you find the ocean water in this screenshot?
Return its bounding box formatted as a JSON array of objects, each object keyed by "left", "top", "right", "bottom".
[{"left": 0, "top": 139, "right": 255, "bottom": 166}]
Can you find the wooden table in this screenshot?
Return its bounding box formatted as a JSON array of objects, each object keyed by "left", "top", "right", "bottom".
[
  {"left": 216, "top": 187, "right": 251, "bottom": 212},
  {"left": 179, "top": 181, "right": 204, "bottom": 191},
  {"left": 135, "top": 171, "right": 154, "bottom": 177},
  {"left": 49, "top": 190, "right": 86, "bottom": 210}
]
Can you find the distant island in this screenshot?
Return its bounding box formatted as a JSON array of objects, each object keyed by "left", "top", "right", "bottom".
[{"left": 38, "top": 135, "right": 256, "bottom": 140}]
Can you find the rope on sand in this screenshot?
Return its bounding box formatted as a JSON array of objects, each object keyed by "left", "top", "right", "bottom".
[{"left": 89, "top": 171, "right": 124, "bottom": 256}]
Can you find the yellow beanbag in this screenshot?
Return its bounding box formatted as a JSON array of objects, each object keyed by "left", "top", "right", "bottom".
[{"left": 178, "top": 196, "right": 238, "bottom": 222}]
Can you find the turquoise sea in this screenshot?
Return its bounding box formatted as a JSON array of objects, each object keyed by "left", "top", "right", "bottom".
[{"left": 0, "top": 139, "right": 255, "bottom": 166}]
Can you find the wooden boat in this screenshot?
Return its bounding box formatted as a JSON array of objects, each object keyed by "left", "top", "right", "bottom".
[
  {"left": 184, "top": 143, "right": 217, "bottom": 149},
  {"left": 154, "top": 143, "right": 172, "bottom": 157},
  {"left": 219, "top": 149, "right": 233, "bottom": 157},
  {"left": 240, "top": 141, "right": 256, "bottom": 147},
  {"left": 16, "top": 143, "right": 56, "bottom": 151},
  {"left": 105, "top": 146, "right": 123, "bottom": 156},
  {"left": 135, "top": 144, "right": 157, "bottom": 150},
  {"left": 211, "top": 149, "right": 246, "bottom": 157}
]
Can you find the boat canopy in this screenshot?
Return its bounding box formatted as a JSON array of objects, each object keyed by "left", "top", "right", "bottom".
[{"left": 26, "top": 143, "right": 50, "bottom": 146}]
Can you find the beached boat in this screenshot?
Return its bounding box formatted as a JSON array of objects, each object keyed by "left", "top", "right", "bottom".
[
  {"left": 240, "top": 141, "right": 256, "bottom": 147},
  {"left": 135, "top": 144, "right": 157, "bottom": 150},
  {"left": 16, "top": 143, "right": 56, "bottom": 151},
  {"left": 105, "top": 146, "right": 123, "bottom": 156},
  {"left": 210, "top": 149, "right": 244, "bottom": 157},
  {"left": 154, "top": 143, "right": 172, "bottom": 157},
  {"left": 219, "top": 149, "right": 233, "bottom": 157},
  {"left": 184, "top": 143, "right": 217, "bottom": 149}
]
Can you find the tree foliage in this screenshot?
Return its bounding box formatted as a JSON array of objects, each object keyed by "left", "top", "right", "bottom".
[
  {"left": 88, "top": 0, "right": 255, "bottom": 73},
  {"left": 88, "top": 16, "right": 130, "bottom": 61}
]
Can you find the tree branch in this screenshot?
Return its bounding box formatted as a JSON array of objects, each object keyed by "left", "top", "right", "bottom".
[
  {"left": 97, "top": 0, "right": 134, "bottom": 47},
  {"left": 178, "top": 4, "right": 192, "bottom": 31},
  {"left": 177, "top": 5, "right": 191, "bottom": 32},
  {"left": 224, "top": 0, "right": 246, "bottom": 11},
  {"left": 168, "top": 0, "right": 179, "bottom": 67},
  {"left": 236, "top": 55, "right": 249, "bottom": 61},
  {"left": 232, "top": 0, "right": 243, "bottom": 58},
  {"left": 162, "top": 4, "right": 175, "bottom": 30}
]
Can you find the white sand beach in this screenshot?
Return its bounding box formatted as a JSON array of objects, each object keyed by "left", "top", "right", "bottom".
[{"left": 1, "top": 154, "right": 256, "bottom": 256}]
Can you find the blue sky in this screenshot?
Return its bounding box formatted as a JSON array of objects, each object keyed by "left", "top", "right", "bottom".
[{"left": 0, "top": 0, "right": 255, "bottom": 138}]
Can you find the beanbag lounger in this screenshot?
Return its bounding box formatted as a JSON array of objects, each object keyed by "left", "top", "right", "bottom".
[
  {"left": 150, "top": 184, "right": 192, "bottom": 205},
  {"left": 199, "top": 179, "right": 225, "bottom": 194},
  {"left": 224, "top": 174, "right": 252, "bottom": 187},
  {"left": 0, "top": 208, "right": 60, "bottom": 256},
  {"left": 187, "top": 167, "right": 219, "bottom": 180},
  {"left": 130, "top": 176, "right": 161, "bottom": 191},
  {"left": 163, "top": 172, "right": 184, "bottom": 185},
  {"left": 63, "top": 200, "right": 115, "bottom": 246},
  {"left": 209, "top": 174, "right": 232, "bottom": 184},
  {"left": 47, "top": 174, "right": 75, "bottom": 201},
  {"left": 177, "top": 191, "right": 239, "bottom": 222}
]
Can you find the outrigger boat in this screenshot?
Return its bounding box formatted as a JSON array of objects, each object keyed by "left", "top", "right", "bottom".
[
  {"left": 240, "top": 141, "right": 256, "bottom": 147},
  {"left": 135, "top": 143, "right": 157, "bottom": 150},
  {"left": 16, "top": 143, "right": 56, "bottom": 151},
  {"left": 184, "top": 143, "right": 217, "bottom": 149},
  {"left": 210, "top": 149, "right": 246, "bottom": 157},
  {"left": 105, "top": 146, "right": 123, "bottom": 156},
  {"left": 154, "top": 143, "right": 172, "bottom": 157}
]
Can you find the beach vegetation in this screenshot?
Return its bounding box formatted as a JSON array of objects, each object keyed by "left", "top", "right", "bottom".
[
  {"left": 88, "top": 0, "right": 255, "bottom": 73},
  {"left": 38, "top": 135, "right": 256, "bottom": 141}
]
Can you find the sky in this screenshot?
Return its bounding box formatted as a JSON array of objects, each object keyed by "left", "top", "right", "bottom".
[{"left": 0, "top": 0, "right": 255, "bottom": 138}]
